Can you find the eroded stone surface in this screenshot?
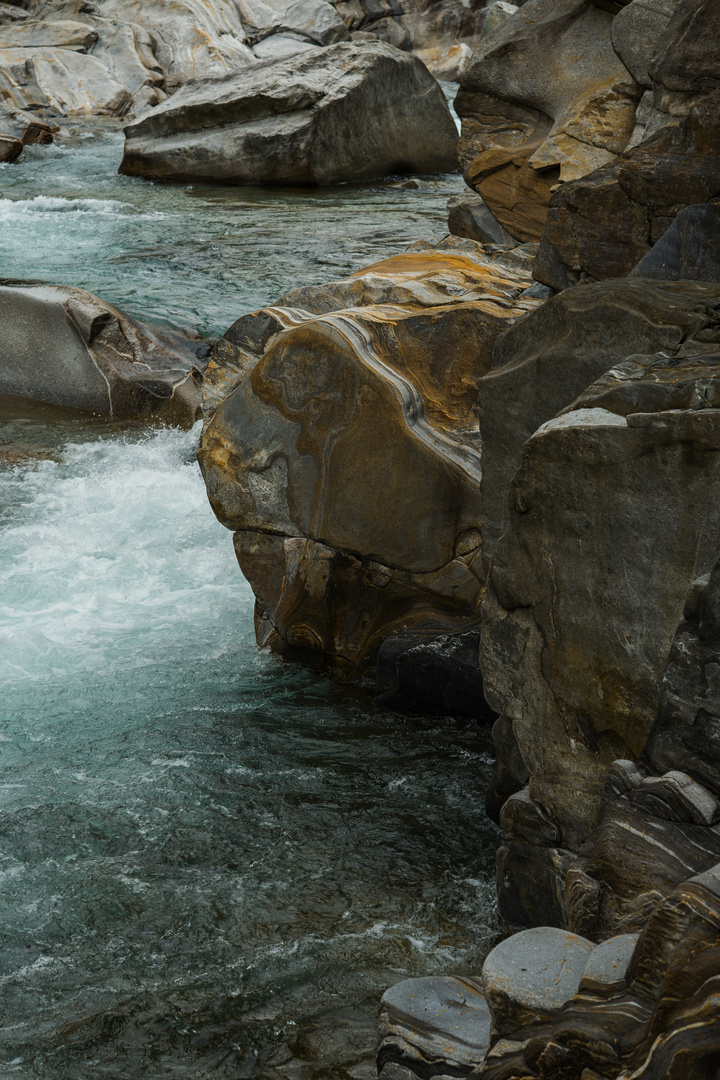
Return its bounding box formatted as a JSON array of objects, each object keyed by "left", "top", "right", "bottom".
[
  {"left": 199, "top": 246, "right": 542, "bottom": 677},
  {"left": 455, "top": 0, "right": 641, "bottom": 241}
]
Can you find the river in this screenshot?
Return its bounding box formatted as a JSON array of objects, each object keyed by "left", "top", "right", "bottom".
[{"left": 0, "top": 117, "right": 500, "bottom": 1079}]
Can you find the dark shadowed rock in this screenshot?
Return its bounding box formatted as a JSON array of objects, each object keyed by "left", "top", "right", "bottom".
[
  {"left": 120, "top": 41, "right": 458, "bottom": 185},
  {"left": 644, "top": 560, "right": 720, "bottom": 795},
  {"left": 629, "top": 202, "right": 720, "bottom": 283},
  {"left": 477, "top": 278, "right": 720, "bottom": 570},
  {"left": 377, "top": 976, "right": 491, "bottom": 1080},
  {"left": 0, "top": 283, "right": 204, "bottom": 422},
  {"left": 375, "top": 624, "right": 492, "bottom": 718}
]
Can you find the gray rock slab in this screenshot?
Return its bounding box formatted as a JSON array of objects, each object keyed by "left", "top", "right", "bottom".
[
  {"left": 482, "top": 927, "right": 593, "bottom": 1034},
  {"left": 629, "top": 203, "right": 720, "bottom": 284},
  {"left": 120, "top": 41, "right": 458, "bottom": 185},
  {"left": 378, "top": 976, "right": 491, "bottom": 1078}
]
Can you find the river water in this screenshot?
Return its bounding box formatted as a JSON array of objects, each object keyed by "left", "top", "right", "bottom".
[{"left": 0, "top": 119, "right": 499, "bottom": 1079}]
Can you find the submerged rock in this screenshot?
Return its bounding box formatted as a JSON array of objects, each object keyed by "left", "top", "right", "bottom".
[
  {"left": 119, "top": 42, "right": 458, "bottom": 185},
  {"left": 0, "top": 283, "right": 206, "bottom": 422}
]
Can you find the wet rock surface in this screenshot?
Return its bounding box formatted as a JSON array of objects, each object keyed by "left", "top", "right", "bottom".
[
  {"left": 0, "top": 283, "right": 205, "bottom": 421},
  {"left": 119, "top": 42, "right": 458, "bottom": 186}
]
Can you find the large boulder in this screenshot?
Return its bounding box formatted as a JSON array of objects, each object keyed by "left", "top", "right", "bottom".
[
  {"left": 0, "top": 283, "right": 207, "bottom": 422},
  {"left": 0, "top": 99, "right": 53, "bottom": 162},
  {"left": 534, "top": 0, "right": 720, "bottom": 289},
  {"left": 198, "top": 241, "right": 542, "bottom": 679},
  {"left": 476, "top": 277, "right": 720, "bottom": 571},
  {"left": 119, "top": 41, "right": 458, "bottom": 185},
  {"left": 454, "top": 0, "right": 641, "bottom": 241}
]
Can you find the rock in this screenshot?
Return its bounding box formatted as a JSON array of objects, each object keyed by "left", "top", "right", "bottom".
[
  {"left": 578, "top": 932, "right": 638, "bottom": 992},
  {"left": 485, "top": 715, "right": 530, "bottom": 822},
  {"left": 199, "top": 245, "right": 542, "bottom": 678},
  {"left": 610, "top": 0, "right": 676, "bottom": 89},
  {"left": 644, "top": 561, "right": 720, "bottom": 796},
  {"left": 629, "top": 202, "right": 720, "bottom": 283},
  {"left": 447, "top": 193, "right": 515, "bottom": 244},
  {"left": 377, "top": 976, "right": 491, "bottom": 1080},
  {"left": 0, "top": 133, "right": 21, "bottom": 161},
  {"left": 476, "top": 278, "right": 720, "bottom": 571},
  {"left": 251, "top": 33, "right": 319, "bottom": 61},
  {"left": 0, "top": 45, "right": 132, "bottom": 115},
  {"left": 0, "top": 283, "right": 205, "bottom": 422},
  {"left": 0, "top": 100, "right": 54, "bottom": 144},
  {"left": 331, "top": 0, "right": 490, "bottom": 55},
  {"left": 414, "top": 41, "right": 472, "bottom": 82},
  {"left": 375, "top": 624, "right": 492, "bottom": 718},
  {"left": 454, "top": 0, "right": 641, "bottom": 242},
  {"left": 475, "top": 862, "right": 720, "bottom": 1080},
  {"left": 240, "top": 0, "right": 348, "bottom": 46},
  {"left": 534, "top": 0, "right": 720, "bottom": 290},
  {"left": 481, "top": 927, "right": 594, "bottom": 1035},
  {"left": 479, "top": 279, "right": 720, "bottom": 924},
  {"left": 479, "top": 1, "right": 519, "bottom": 37},
  {"left": 119, "top": 42, "right": 459, "bottom": 186},
  {"left": 0, "top": 18, "right": 98, "bottom": 49}
]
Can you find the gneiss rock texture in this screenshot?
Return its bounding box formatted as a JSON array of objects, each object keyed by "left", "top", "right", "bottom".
[
  {"left": 0, "top": 283, "right": 206, "bottom": 422},
  {"left": 535, "top": 0, "right": 720, "bottom": 288},
  {"left": 199, "top": 241, "right": 542, "bottom": 680},
  {"left": 119, "top": 42, "right": 458, "bottom": 186},
  {"left": 472, "top": 864, "right": 720, "bottom": 1080},
  {"left": 454, "top": 0, "right": 642, "bottom": 242}
]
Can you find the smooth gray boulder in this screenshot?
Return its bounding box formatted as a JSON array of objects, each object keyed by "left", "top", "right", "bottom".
[
  {"left": 377, "top": 976, "right": 491, "bottom": 1080},
  {"left": 119, "top": 41, "right": 459, "bottom": 185},
  {"left": 578, "top": 933, "right": 638, "bottom": 992},
  {"left": 0, "top": 284, "right": 207, "bottom": 422},
  {"left": 482, "top": 927, "right": 593, "bottom": 1035},
  {"left": 629, "top": 202, "right": 720, "bottom": 283}
]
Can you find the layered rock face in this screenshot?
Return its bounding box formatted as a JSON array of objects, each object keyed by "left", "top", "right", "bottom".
[
  {"left": 198, "top": 241, "right": 542, "bottom": 680},
  {"left": 454, "top": 0, "right": 642, "bottom": 241},
  {"left": 534, "top": 0, "right": 720, "bottom": 288},
  {"left": 119, "top": 42, "right": 458, "bottom": 186},
  {"left": 0, "top": 283, "right": 206, "bottom": 422}
]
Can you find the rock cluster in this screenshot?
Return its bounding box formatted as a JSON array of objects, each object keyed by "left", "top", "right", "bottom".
[{"left": 0, "top": 0, "right": 489, "bottom": 152}]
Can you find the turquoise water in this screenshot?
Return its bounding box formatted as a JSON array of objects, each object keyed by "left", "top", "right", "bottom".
[{"left": 0, "top": 120, "right": 499, "bottom": 1079}]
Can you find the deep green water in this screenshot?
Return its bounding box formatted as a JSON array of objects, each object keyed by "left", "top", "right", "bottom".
[{"left": 0, "top": 120, "right": 499, "bottom": 1079}]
